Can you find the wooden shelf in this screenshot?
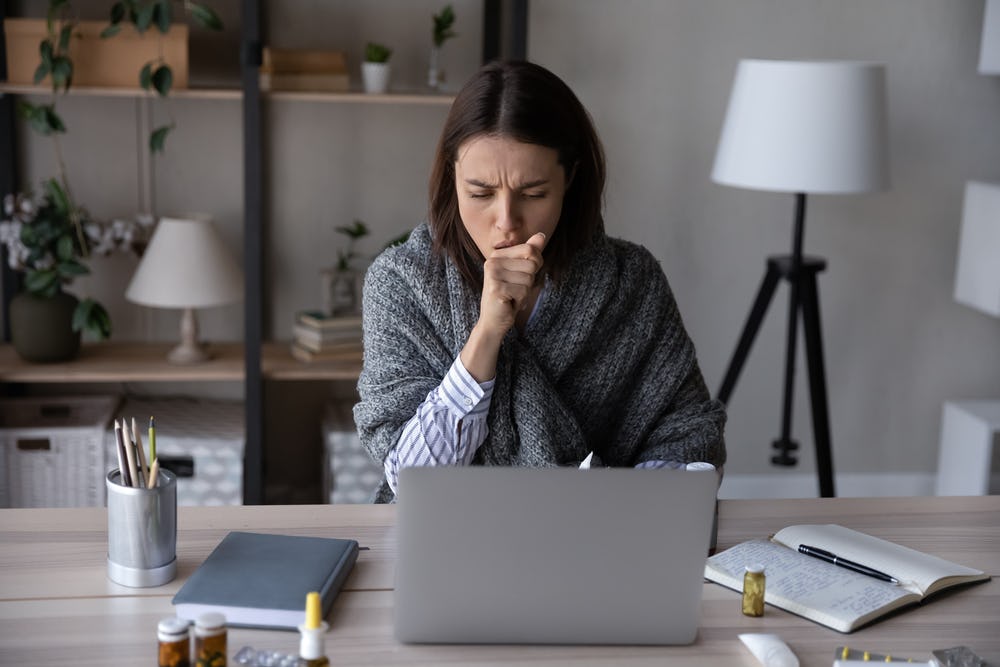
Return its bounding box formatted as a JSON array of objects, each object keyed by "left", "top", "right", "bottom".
[
  {"left": 0, "top": 342, "right": 361, "bottom": 383},
  {"left": 0, "top": 82, "right": 243, "bottom": 100},
  {"left": 0, "top": 82, "right": 454, "bottom": 105}
]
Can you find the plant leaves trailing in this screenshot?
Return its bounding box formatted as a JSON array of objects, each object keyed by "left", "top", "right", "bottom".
[{"left": 150, "top": 125, "right": 171, "bottom": 153}]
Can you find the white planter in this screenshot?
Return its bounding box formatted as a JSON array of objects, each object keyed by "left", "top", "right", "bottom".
[{"left": 361, "top": 62, "right": 391, "bottom": 94}]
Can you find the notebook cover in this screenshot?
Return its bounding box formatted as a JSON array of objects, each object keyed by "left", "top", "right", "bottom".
[{"left": 172, "top": 531, "right": 359, "bottom": 630}]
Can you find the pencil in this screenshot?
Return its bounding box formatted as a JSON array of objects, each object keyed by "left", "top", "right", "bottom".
[
  {"left": 114, "top": 420, "right": 132, "bottom": 487},
  {"left": 147, "top": 458, "right": 160, "bottom": 489},
  {"left": 149, "top": 416, "right": 156, "bottom": 463},
  {"left": 122, "top": 419, "right": 141, "bottom": 488},
  {"left": 131, "top": 417, "right": 149, "bottom": 483}
]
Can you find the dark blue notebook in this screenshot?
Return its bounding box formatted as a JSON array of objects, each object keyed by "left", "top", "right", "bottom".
[{"left": 172, "top": 531, "right": 359, "bottom": 630}]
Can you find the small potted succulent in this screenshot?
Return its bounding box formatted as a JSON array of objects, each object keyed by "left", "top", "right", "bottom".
[{"left": 361, "top": 41, "right": 393, "bottom": 94}]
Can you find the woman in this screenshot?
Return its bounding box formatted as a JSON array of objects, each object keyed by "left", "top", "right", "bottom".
[{"left": 355, "top": 61, "right": 725, "bottom": 502}]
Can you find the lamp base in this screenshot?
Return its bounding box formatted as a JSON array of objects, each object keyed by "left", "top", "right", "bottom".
[{"left": 166, "top": 341, "right": 212, "bottom": 364}]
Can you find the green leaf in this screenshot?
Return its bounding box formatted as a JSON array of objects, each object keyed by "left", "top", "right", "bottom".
[
  {"left": 337, "top": 220, "right": 369, "bottom": 239},
  {"left": 139, "top": 62, "right": 153, "bottom": 90},
  {"left": 110, "top": 1, "right": 126, "bottom": 24},
  {"left": 136, "top": 2, "right": 155, "bottom": 33},
  {"left": 150, "top": 125, "right": 171, "bottom": 153},
  {"left": 51, "top": 57, "right": 73, "bottom": 91},
  {"left": 75, "top": 298, "right": 112, "bottom": 339},
  {"left": 57, "top": 259, "right": 89, "bottom": 278},
  {"left": 45, "top": 179, "right": 72, "bottom": 216},
  {"left": 39, "top": 40, "right": 54, "bottom": 67},
  {"left": 58, "top": 24, "right": 73, "bottom": 52},
  {"left": 151, "top": 65, "right": 173, "bottom": 97},
  {"left": 44, "top": 106, "right": 67, "bottom": 134},
  {"left": 155, "top": 0, "right": 173, "bottom": 33},
  {"left": 33, "top": 61, "right": 50, "bottom": 85},
  {"left": 56, "top": 235, "right": 75, "bottom": 261},
  {"left": 25, "top": 269, "right": 58, "bottom": 296},
  {"left": 189, "top": 3, "right": 224, "bottom": 31},
  {"left": 100, "top": 24, "right": 122, "bottom": 38}
]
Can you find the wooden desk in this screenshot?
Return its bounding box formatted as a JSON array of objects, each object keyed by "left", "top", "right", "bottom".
[{"left": 0, "top": 497, "right": 996, "bottom": 666}]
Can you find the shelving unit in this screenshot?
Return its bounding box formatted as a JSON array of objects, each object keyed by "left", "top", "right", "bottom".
[{"left": 0, "top": 0, "right": 527, "bottom": 504}]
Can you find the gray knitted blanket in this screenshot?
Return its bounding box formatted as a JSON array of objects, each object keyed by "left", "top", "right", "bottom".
[{"left": 354, "top": 223, "right": 726, "bottom": 502}]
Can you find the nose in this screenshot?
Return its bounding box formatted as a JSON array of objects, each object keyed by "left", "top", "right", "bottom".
[{"left": 495, "top": 193, "right": 521, "bottom": 231}]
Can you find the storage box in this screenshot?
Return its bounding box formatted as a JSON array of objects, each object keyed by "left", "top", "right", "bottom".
[
  {"left": 107, "top": 397, "right": 243, "bottom": 506},
  {"left": 4, "top": 18, "right": 189, "bottom": 88},
  {"left": 323, "top": 401, "right": 381, "bottom": 504},
  {"left": 0, "top": 395, "right": 119, "bottom": 508}
]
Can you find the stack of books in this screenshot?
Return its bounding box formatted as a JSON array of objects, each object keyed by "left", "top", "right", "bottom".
[
  {"left": 291, "top": 311, "right": 363, "bottom": 362},
  {"left": 259, "top": 47, "right": 349, "bottom": 92}
]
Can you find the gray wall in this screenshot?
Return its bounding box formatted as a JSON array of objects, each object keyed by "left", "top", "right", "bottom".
[
  {"left": 8, "top": 1, "right": 1000, "bottom": 491},
  {"left": 529, "top": 1, "right": 1000, "bottom": 482}
]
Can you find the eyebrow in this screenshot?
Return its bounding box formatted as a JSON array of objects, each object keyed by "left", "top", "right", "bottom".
[{"left": 463, "top": 178, "right": 550, "bottom": 190}]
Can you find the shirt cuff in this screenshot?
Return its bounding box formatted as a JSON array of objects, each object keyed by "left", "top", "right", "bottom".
[{"left": 438, "top": 355, "right": 494, "bottom": 417}]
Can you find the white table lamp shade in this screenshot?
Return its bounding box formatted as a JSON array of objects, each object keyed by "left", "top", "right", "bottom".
[
  {"left": 981, "top": 0, "right": 1000, "bottom": 74},
  {"left": 126, "top": 217, "right": 243, "bottom": 309},
  {"left": 712, "top": 59, "right": 889, "bottom": 194},
  {"left": 954, "top": 181, "right": 1000, "bottom": 317}
]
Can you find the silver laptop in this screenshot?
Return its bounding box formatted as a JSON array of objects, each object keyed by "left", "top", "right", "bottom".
[{"left": 394, "top": 466, "right": 717, "bottom": 645}]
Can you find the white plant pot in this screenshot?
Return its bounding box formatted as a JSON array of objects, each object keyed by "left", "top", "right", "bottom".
[{"left": 362, "top": 62, "right": 391, "bottom": 94}]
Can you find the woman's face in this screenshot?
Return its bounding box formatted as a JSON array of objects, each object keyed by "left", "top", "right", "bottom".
[{"left": 454, "top": 135, "right": 567, "bottom": 260}]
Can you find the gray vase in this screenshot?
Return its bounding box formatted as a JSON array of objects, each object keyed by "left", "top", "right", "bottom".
[{"left": 9, "top": 290, "right": 81, "bottom": 363}]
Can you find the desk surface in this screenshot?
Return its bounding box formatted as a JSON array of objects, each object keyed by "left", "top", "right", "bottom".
[{"left": 0, "top": 496, "right": 997, "bottom": 666}]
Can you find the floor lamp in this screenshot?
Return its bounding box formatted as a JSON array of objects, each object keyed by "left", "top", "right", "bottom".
[{"left": 711, "top": 60, "right": 889, "bottom": 498}]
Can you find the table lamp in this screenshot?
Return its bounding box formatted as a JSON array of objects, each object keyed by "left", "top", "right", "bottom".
[
  {"left": 711, "top": 59, "right": 889, "bottom": 497},
  {"left": 126, "top": 216, "right": 243, "bottom": 364}
]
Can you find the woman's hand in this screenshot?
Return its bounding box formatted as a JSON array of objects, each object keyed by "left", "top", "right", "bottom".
[
  {"left": 479, "top": 231, "right": 546, "bottom": 336},
  {"left": 460, "top": 232, "right": 546, "bottom": 382}
]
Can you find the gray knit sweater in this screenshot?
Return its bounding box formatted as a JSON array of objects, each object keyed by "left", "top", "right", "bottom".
[{"left": 354, "top": 223, "right": 726, "bottom": 502}]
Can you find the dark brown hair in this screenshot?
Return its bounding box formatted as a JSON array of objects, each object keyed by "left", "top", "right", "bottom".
[{"left": 428, "top": 60, "right": 606, "bottom": 288}]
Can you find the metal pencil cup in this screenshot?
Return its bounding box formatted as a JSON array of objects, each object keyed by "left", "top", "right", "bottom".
[{"left": 106, "top": 468, "right": 178, "bottom": 587}]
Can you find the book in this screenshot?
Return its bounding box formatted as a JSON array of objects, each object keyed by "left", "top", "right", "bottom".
[
  {"left": 296, "top": 311, "right": 363, "bottom": 331},
  {"left": 292, "top": 322, "right": 362, "bottom": 348},
  {"left": 261, "top": 47, "right": 348, "bottom": 73},
  {"left": 704, "top": 523, "right": 989, "bottom": 633},
  {"left": 290, "top": 340, "right": 363, "bottom": 362},
  {"left": 172, "top": 531, "right": 359, "bottom": 630}
]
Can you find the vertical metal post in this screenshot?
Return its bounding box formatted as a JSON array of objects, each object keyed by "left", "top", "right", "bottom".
[{"left": 241, "top": 0, "right": 264, "bottom": 504}]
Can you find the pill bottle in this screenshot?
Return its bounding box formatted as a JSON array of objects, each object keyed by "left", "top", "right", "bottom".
[
  {"left": 158, "top": 616, "right": 191, "bottom": 667},
  {"left": 742, "top": 563, "right": 766, "bottom": 617},
  {"left": 194, "top": 612, "right": 227, "bottom": 667}
]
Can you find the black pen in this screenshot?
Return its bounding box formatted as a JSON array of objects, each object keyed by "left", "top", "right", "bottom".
[{"left": 798, "top": 544, "right": 900, "bottom": 584}]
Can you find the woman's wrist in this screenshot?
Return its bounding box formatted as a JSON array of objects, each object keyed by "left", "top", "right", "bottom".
[{"left": 461, "top": 322, "right": 505, "bottom": 382}]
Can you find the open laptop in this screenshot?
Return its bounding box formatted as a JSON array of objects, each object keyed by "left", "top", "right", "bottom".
[{"left": 394, "top": 466, "right": 717, "bottom": 645}]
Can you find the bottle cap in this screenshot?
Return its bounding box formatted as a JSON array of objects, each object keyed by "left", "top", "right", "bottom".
[
  {"left": 299, "top": 591, "right": 329, "bottom": 660},
  {"left": 745, "top": 563, "right": 765, "bottom": 574},
  {"left": 195, "top": 612, "right": 227, "bottom": 636},
  {"left": 157, "top": 617, "right": 190, "bottom": 641}
]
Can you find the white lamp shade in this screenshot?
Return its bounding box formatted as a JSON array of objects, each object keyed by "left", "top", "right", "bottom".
[
  {"left": 712, "top": 59, "right": 889, "bottom": 194},
  {"left": 954, "top": 181, "right": 1000, "bottom": 317},
  {"left": 981, "top": 0, "right": 1000, "bottom": 74},
  {"left": 126, "top": 216, "right": 243, "bottom": 309}
]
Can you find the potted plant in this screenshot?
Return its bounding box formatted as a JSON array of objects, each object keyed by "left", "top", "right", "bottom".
[
  {"left": 2, "top": 0, "right": 222, "bottom": 361},
  {"left": 361, "top": 41, "right": 393, "bottom": 94},
  {"left": 322, "top": 220, "right": 369, "bottom": 316},
  {"left": 0, "top": 182, "right": 111, "bottom": 361},
  {"left": 428, "top": 5, "right": 457, "bottom": 90}
]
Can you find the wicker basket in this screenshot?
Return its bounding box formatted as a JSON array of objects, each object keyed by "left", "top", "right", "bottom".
[{"left": 0, "top": 395, "right": 119, "bottom": 508}]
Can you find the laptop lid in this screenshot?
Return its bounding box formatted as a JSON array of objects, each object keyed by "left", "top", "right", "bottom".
[{"left": 394, "top": 466, "right": 717, "bottom": 645}]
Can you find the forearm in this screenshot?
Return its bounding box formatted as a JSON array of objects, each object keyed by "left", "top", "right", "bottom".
[{"left": 383, "top": 356, "right": 494, "bottom": 493}]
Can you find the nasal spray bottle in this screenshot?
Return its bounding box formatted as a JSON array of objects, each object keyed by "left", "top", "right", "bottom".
[{"left": 298, "top": 591, "right": 330, "bottom": 666}]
